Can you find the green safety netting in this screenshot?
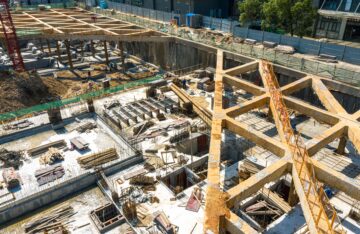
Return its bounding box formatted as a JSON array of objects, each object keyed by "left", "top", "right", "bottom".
[{"left": 0, "top": 75, "right": 162, "bottom": 122}]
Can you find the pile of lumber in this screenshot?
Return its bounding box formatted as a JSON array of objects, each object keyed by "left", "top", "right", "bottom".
[
  {"left": 35, "top": 165, "right": 65, "bottom": 186},
  {"left": 259, "top": 188, "right": 291, "bottom": 213},
  {"left": 28, "top": 140, "right": 66, "bottom": 157},
  {"left": 75, "top": 122, "right": 96, "bottom": 133},
  {"left": 0, "top": 149, "right": 23, "bottom": 169},
  {"left": 245, "top": 200, "right": 282, "bottom": 217},
  {"left": 39, "top": 148, "right": 64, "bottom": 165},
  {"left": 129, "top": 175, "right": 156, "bottom": 186},
  {"left": 24, "top": 206, "right": 75, "bottom": 233},
  {"left": 77, "top": 148, "right": 118, "bottom": 169},
  {"left": 239, "top": 159, "right": 265, "bottom": 180}
]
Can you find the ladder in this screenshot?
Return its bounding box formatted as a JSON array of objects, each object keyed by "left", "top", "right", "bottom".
[
  {"left": 0, "top": 0, "right": 25, "bottom": 72},
  {"left": 260, "top": 60, "right": 343, "bottom": 234}
]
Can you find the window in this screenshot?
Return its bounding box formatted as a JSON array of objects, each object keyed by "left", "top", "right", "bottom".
[
  {"left": 320, "top": 21, "right": 326, "bottom": 30},
  {"left": 330, "top": 22, "right": 338, "bottom": 31}
]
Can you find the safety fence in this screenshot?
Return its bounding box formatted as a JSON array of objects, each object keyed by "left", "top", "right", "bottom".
[
  {"left": 16, "top": 0, "right": 76, "bottom": 10},
  {"left": 233, "top": 27, "right": 360, "bottom": 65},
  {"left": 89, "top": 7, "right": 360, "bottom": 86},
  {"left": 0, "top": 74, "right": 162, "bottom": 122},
  {"left": 106, "top": 1, "right": 182, "bottom": 24}
]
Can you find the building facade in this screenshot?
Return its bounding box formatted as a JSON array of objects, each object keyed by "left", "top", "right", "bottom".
[
  {"left": 315, "top": 0, "right": 360, "bottom": 41},
  {"left": 112, "top": 0, "right": 236, "bottom": 18}
]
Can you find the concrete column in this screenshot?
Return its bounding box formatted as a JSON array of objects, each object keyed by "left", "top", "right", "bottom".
[
  {"left": 87, "top": 99, "right": 95, "bottom": 113},
  {"left": 55, "top": 41, "right": 62, "bottom": 63},
  {"left": 119, "top": 41, "right": 125, "bottom": 72},
  {"left": 338, "top": 17, "right": 348, "bottom": 40},
  {"left": 90, "top": 40, "right": 95, "bottom": 57},
  {"left": 46, "top": 39, "right": 52, "bottom": 54},
  {"left": 65, "top": 40, "right": 73, "bottom": 69},
  {"left": 103, "top": 41, "right": 109, "bottom": 65},
  {"left": 39, "top": 39, "right": 44, "bottom": 53},
  {"left": 288, "top": 179, "right": 299, "bottom": 207},
  {"left": 80, "top": 41, "right": 84, "bottom": 58},
  {"left": 336, "top": 137, "right": 347, "bottom": 155}
]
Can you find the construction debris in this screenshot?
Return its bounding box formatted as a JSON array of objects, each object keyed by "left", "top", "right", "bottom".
[
  {"left": 186, "top": 187, "right": 203, "bottom": 212},
  {"left": 2, "top": 167, "right": 21, "bottom": 189},
  {"left": 123, "top": 200, "right": 137, "bottom": 221},
  {"left": 129, "top": 175, "right": 157, "bottom": 186},
  {"left": 154, "top": 211, "right": 177, "bottom": 234},
  {"left": 24, "top": 206, "right": 75, "bottom": 234},
  {"left": 39, "top": 148, "right": 64, "bottom": 165},
  {"left": 35, "top": 165, "right": 65, "bottom": 186},
  {"left": 0, "top": 149, "right": 23, "bottom": 169},
  {"left": 77, "top": 148, "right": 118, "bottom": 169},
  {"left": 75, "top": 122, "right": 97, "bottom": 133},
  {"left": 239, "top": 158, "right": 265, "bottom": 180},
  {"left": 3, "top": 119, "right": 33, "bottom": 130}
]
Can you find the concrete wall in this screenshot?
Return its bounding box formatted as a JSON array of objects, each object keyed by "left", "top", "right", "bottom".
[
  {"left": 0, "top": 155, "right": 143, "bottom": 225},
  {"left": 123, "top": 40, "right": 217, "bottom": 71}
]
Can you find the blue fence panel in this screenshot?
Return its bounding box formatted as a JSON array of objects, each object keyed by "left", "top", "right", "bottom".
[
  {"left": 342, "top": 47, "right": 360, "bottom": 65},
  {"left": 263, "top": 32, "right": 281, "bottom": 44},
  {"left": 298, "top": 39, "right": 321, "bottom": 55},
  {"left": 211, "top": 18, "right": 222, "bottom": 30},
  {"left": 221, "top": 19, "right": 232, "bottom": 32},
  {"left": 247, "top": 29, "right": 263, "bottom": 42},
  {"left": 202, "top": 16, "right": 212, "bottom": 28},
  {"left": 280, "top": 35, "right": 300, "bottom": 48},
  {"left": 149, "top": 9, "right": 156, "bottom": 20},
  {"left": 233, "top": 27, "right": 247, "bottom": 38},
  {"left": 319, "top": 43, "right": 345, "bottom": 59}
]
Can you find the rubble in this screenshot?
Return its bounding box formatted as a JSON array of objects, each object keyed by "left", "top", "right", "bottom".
[
  {"left": 0, "top": 149, "right": 23, "bottom": 169},
  {"left": 39, "top": 148, "right": 64, "bottom": 165},
  {"left": 2, "top": 167, "right": 21, "bottom": 189}
]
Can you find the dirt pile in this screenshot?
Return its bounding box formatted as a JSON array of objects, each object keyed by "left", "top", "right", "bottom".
[{"left": 0, "top": 71, "right": 56, "bottom": 113}]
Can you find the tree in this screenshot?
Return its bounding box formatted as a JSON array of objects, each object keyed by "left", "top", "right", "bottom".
[
  {"left": 238, "top": 0, "right": 263, "bottom": 26},
  {"left": 238, "top": 0, "right": 316, "bottom": 37},
  {"left": 291, "top": 0, "right": 317, "bottom": 37}
]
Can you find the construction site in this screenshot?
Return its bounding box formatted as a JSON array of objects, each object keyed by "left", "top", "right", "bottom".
[{"left": 0, "top": 1, "right": 359, "bottom": 234}]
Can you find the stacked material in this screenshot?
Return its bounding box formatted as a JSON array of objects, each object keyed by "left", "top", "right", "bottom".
[
  {"left": 239, "top": 159, "right": 265, "bottom": 180},
  {"left": 259, "top": 188, "right": 291, "bottom": 213},
  {"left": 39, "top": 148, "right": 64, "bottom": 165},
  {"left": 0, "top": 149, "right": 23, "bottom": 169},
  {"left": 77, "top": 148, "right": 118, "bottom": 169},
  {"left": 2, "top": 167, "right": 20, "bottom": 189},
  {"left": 129, "top": 175, "right": 156, "bottom": 186},
  {"left": 28, "top": 140, "right": 66, "bottom": 156},
  {"left": 75, "top": 122, "right": 96, "bottom": 133},
  {"left": 35, "top": 165, "right": 65, "bottom": 186},
  {"left": 24, "top": 206, "right": 75, "bottom": 233}
]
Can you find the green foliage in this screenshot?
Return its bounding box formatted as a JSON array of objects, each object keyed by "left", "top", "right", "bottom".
[
  {"left": 238, "top": 0, "right": 263, "bottom": 25},
  {"left": 238, "top": 0, "right": 316, "bottom": 37}
]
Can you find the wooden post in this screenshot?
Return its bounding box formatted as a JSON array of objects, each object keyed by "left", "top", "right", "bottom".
[
  {"left": 46, "top": 39, "right": 52, "bottom": 54},
  {"left": 335, "top": 137, "right": 347, "bottom": 155},
  {"left": 55, "top": 41, "right": 62, "bottom": 63},
  {"left": 104, "top": 41, "right": 109, "bottom": 65},
  {"left": 90, "top": 40, "right": 95, "bottom": 57},
  {"left": 65, "top": 40, "right": 73, "bottom": 69}
]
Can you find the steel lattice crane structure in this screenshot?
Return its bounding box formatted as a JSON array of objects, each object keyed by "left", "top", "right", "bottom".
[{"left": 0, "top": 0, "right": 25, "bottom": 72}]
